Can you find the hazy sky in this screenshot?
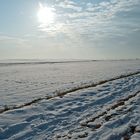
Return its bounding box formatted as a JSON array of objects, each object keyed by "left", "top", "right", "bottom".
[{"left": 0, "top": 0, "right": 140, "bottom": 59}]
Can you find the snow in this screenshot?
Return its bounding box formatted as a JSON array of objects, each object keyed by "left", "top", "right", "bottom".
[
  {"left": 0, "top": 60, "right": 140, "bottom": 107},
  {"left": 0, "top": 60, "right": 140, "bottom": 140}
]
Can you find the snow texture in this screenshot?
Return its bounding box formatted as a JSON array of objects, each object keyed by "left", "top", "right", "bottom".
[{"left": 0, "top": 60, "right": 140, "bottom": 140}]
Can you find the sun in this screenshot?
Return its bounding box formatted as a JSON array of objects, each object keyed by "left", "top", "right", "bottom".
[{"left": 37, "top": 3, "right": 55, "bottom": 25}]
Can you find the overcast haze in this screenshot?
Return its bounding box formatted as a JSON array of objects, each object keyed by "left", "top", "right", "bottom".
[{"left": 0, "top": 0, "right": 140, "bottom": 60}]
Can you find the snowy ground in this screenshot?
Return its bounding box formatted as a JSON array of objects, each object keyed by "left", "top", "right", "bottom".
[{"left": 0, "top": 60, "right": 140, "bottom": 140}]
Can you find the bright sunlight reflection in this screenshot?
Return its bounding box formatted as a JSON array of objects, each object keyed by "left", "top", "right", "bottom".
[{"left": 37, "top": 3, "right": 55, "bottom": 26}]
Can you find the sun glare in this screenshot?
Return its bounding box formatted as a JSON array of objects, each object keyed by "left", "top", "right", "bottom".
[{"left": 37, "top": 3, "right": 55, "bottom": 25}]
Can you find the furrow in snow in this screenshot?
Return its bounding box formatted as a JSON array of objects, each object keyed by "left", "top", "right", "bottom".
[{"left": 0, "top": 71, "right": 140, "bottom": 114}]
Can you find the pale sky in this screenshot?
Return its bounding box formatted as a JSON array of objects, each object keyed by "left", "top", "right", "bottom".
[{"left": 0, "top": 0, "right": 140, "bottom": 60}]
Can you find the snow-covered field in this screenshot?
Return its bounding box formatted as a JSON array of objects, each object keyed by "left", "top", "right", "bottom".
[{"left": 0, "top": 60, "right": 140, "bottom": 140}]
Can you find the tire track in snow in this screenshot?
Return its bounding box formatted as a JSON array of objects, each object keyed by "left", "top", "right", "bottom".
[
  {"left": 0, "top": 71, "right": 140, "bottom": 114},
  {"left": 58, "top": 91, "right": 140, "bottom": 140},
  {"left": 80, "top": 90, "right": 140, "bottom": 127}
]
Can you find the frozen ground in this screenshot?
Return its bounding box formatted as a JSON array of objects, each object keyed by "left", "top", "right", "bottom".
[{"left": 0, "top": 60, "right": 140, "bottom": 140}]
